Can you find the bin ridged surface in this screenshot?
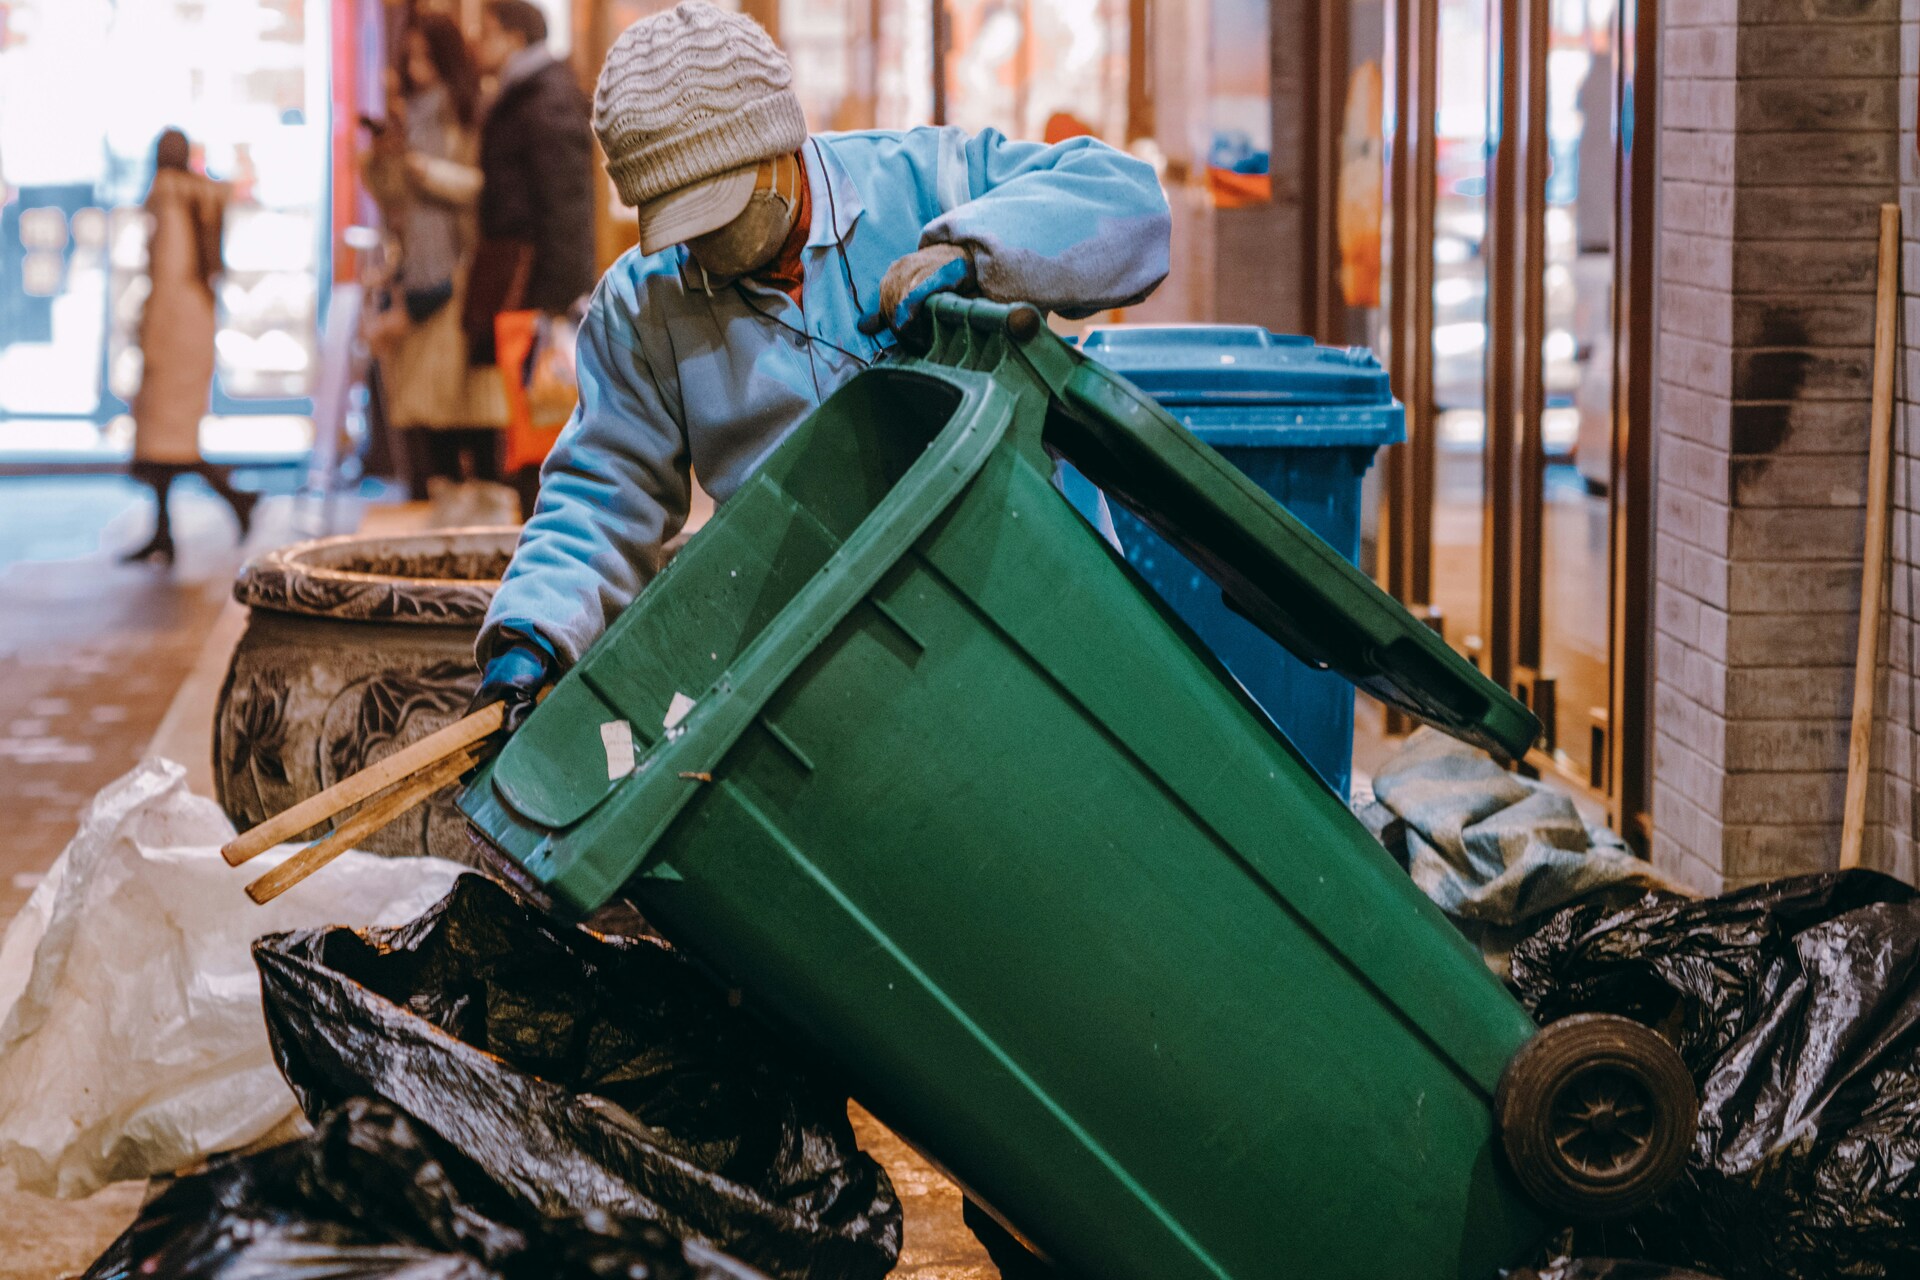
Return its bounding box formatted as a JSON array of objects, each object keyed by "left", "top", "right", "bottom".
[{"left": 463, "top": 300, "right": 1545, "bottom": 1280}]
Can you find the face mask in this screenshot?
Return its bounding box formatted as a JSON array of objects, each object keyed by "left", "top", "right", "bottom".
[{"left": 685, "top": 155, "right": 800, "bottom": 284}]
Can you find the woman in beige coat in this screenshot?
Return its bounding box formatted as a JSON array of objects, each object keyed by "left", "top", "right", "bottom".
[
  {"left": 365, "top": 15, "right": 505, "bottom": 497},
  {"left": 124, "top": 129, "right": 255, "bottom": 564}
]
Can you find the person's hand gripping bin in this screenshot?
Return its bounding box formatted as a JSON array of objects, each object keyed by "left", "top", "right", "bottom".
[{"left": 459, "top": 296, "right": 1701, "bottom": 1280}]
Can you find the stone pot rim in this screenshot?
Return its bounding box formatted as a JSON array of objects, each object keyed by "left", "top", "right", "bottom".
[{"left": 234, "top": 525, "right": 519, "bottom": 625}]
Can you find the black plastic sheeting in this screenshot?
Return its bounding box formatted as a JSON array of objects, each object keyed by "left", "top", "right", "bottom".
[
  {"left": 83, "top": 1097, "right": 764, "bottom": 1280},
  {"left": 1511, "top": 1262, "right": 1723, "bottom": 1280},
  {"left": 87, "top": 874, "right": 901, "bottom": 1280},
  {"left": 1509, "top": 870, "right": 1920, "bottom": 1280}
]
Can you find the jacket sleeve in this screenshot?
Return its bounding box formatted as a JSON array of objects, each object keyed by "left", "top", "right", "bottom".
[
  {"left": 524, "top": 77, "right": 599, "bottom": 313},
  {"left": 919, "top": 129, "right": 1171, "bottom": 319},
  {"left": 479, "top": 274, "right": 692, "bottom": 667}
]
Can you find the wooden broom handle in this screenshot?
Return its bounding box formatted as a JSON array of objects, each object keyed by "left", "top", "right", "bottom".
[
  {"left": 1840, "top": 203, "right": 1901, "bottom": 872},
  {"left": 245, "top": 747, "right": 480, "bottom": 904},
  {"left": 222, "top": 702, "right": 505, "bottom": 867}
]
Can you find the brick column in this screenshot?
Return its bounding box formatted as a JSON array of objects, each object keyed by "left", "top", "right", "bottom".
[
  {"left": 1652, "top": 0, "right": 1903, "bottom": 892},
  {"left": 1889, "top": 0, "right": 1920, "bottom": 880}
]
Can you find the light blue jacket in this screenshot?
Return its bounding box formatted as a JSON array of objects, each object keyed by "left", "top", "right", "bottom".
[{"left": 484, "top": 126, "right": 1172, "bottom": 665}]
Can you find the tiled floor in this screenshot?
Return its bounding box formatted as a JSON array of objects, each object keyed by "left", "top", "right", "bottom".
[
  {"left": 854, "top": 1109, "right": 1002, "bottom": 1280},
  {"left": 0, "top": 471, "right": 371, "bottom": 914},
  {"left": 0, "top": 1184, "right": 146, "bottom": 1280},
  {"left": 0, "top": 475, "right": 293, "bottom": 925}
]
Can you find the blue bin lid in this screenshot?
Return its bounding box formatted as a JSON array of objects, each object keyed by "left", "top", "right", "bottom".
[
  {"left": 1078, "top": 326, "right": 1403, "bottom": 448},
  {"left": 1079, "top": 325, "right": 1392, "bottom": 406}
]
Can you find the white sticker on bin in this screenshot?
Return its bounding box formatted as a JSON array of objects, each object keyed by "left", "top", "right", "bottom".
[
  {"left": 600, "top": 720, "right": 636, "bottom": 780},
  {"left": 664, "top": 692, "right": 697, "bottom": 740}
]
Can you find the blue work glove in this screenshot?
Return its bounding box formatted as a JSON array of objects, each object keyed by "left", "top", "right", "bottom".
[
  {"left": 468, "top": 633, "right": 554, "bottom": 737},
  {"left": 860, "top": 244, "right": 974, "bottom": 341}
]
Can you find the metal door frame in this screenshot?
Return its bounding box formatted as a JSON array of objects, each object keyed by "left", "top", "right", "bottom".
[
  {"left": 1381, "top": 0, "right": 1437, "bottom": 617},
  {"left": 1378, "top": 0, "right": 1656, "bottom": 845},
  {"left": 1607, "top": 0, "right": 1657, "bottom": 843}
]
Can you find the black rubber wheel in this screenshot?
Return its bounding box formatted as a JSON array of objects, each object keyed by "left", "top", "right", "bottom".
[{"left": 1496, "top": 1012, "right": 1698, "bottom": 1221}]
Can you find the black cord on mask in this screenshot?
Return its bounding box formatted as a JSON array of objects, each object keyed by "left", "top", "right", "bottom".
[
  {"left": 815, "top": 138, "right": 875, "bottom": 331},
  {"left": 730, "top": 283, "right": 873, "bottom": 370},
  {"left": 724, "top": 138, "right": 889, "bottom": 370}
]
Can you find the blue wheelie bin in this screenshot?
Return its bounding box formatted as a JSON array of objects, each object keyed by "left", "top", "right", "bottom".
[{"left": 1078, "top": 325, "right": 1404, "bottom": 799}]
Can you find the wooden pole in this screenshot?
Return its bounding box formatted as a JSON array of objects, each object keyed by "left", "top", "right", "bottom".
[
  {"left": 1840, "top": 202, "right": 1902, "bottom": 872},
  {"left": 222, "top": 702, "right": 504, "bottom": 867},
  {"left": 245, "top": 748, "right": 480, "bottom": 905}
]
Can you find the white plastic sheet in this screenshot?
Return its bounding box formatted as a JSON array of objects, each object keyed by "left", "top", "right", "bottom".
[{"left": 0, "top": 759, "right": 465, "bottom": 1198}]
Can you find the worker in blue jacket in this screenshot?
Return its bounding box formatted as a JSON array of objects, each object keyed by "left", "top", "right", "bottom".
[{"left": 474, "top": 0, "right": 1171, "bottom": 730}]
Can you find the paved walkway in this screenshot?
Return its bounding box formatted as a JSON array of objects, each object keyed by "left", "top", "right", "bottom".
[
  {"left": 0, "top": 474, "right": 296, "bottom": 1276},
  {"left": 0, "top": 475, "right": 302, "bottom": 925},
  {"left": 0, "top": 473, "right": 363, "bottom": 925}
]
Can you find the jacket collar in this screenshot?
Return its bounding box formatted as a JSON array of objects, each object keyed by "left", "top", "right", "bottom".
[{"left": 802, "top": 136, "right": 863, "bottom": 250}]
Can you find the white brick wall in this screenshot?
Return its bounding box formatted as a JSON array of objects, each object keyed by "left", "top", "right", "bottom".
[
  {"left": 1884, "top": 0, "right": 1920, "bottom": 882},
  {"left": 1652, "top": 0, "right": 1903, "bottom": 889}
]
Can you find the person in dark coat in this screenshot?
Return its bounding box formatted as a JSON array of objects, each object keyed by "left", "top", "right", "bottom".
[{"left": 465, "top": 0, "right": 596, "bottom": 368}]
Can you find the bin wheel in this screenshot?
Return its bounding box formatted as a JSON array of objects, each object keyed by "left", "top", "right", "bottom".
[{"left": 1496, "top": 1013, "right": 1697, "bottom": 1221}]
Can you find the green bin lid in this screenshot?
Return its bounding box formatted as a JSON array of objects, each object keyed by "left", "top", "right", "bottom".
[{"left": 1004, "top": 312, "right": 1536, "bottom": 761}]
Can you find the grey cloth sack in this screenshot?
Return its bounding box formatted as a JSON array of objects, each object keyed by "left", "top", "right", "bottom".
[{"left": 1369, "top": 728, "right": 1680, "bottom": 936}]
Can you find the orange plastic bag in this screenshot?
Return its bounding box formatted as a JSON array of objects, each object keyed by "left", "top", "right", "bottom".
[{"left": 495, "top": 309, "right": 578, "bottom": 475}]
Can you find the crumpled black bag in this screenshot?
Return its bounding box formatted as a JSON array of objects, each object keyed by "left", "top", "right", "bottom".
[
  {"left": 215, "top": 873, "right": 897, "bottom": 1280},
  {"left": 1510, "top": 1262, "right": 1721, "bottom": 1280},
  {"left": 83, "top": 1096, "right": 763, "bottom": 1280},
  {"left": 1508, "top": 871, "right": 1920, "bottom": 1280}
]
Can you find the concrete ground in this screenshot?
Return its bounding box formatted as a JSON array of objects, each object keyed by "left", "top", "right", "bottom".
[
  {"left": 0, "top": 476, "right": 259, "bottom": 926},
  {"left": 0, "top": 473, "right": 1000, "bottom": 1279}
]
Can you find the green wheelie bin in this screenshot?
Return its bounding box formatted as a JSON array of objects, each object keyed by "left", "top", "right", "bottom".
[{"left": 460, "top": 298, "right": 1696, "bottom": 1280}]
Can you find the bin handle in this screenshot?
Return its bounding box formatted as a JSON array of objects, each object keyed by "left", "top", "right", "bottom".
[
  {"left": 532, "top": 356, "right": 1024, "bottom": 897},
  {"left": 922, "top": 296, "right": 1047, "bottom": 364}
]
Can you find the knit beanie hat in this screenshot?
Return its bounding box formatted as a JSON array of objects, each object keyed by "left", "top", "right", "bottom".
[{"left": 594, "top": 2, "right": 808, "bottom": 247}]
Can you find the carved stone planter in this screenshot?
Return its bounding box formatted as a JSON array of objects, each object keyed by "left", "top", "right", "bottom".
[{"left": 214, "top": 527, "right": 518, "bottom": 862}]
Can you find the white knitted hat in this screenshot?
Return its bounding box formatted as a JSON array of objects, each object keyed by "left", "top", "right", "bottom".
[{"left": 594, "top": 2, "right": 808, "bottom": 250}]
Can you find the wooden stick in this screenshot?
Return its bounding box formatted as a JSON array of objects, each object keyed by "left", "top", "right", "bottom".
[
  {"left": 245, "top": 747, "right": 479, "bottom": 905},
  {"left": 222, "top": 702, "right": 504, "bottom": 867},
  {"left": 1840, "top": 202, "right": 1902, "bottom": 872}
]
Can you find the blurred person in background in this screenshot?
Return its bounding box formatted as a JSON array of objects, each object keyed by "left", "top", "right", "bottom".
[
  {"left": 363, "top": 13, "right": 508, "bottom": 500},
  {"left": 466, "top": 0, "right": 596, "bottom": 514},
  {"left": 123, "top": 128, "right": 255, "bottom": 565}
]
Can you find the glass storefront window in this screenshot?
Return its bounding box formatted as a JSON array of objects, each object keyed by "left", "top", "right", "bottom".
[
  {"left": 1540, "top": 0, "right": 1616, "bottom": 779},
  {"left": 778, "top": 0, "right": 932, "bottom": 131},
  {"left": 942, "top": 0, "right": 1127, "bottom": 142},
  {"left": 0, "top": 1, "right": 113, "bottom": 418},
  {"left": 784, "top": 0, "right": 866, "bottom": 128},
  {"left": 1340, "top": 0, "right": 1386, "bottom": 346},
  {"left": 1430, "top": 0, "right": 1492, "bottom": 662},
  {"left": 0, "top": 0, "right": 327, "bottom": 449},
  {"left": 878, "top": 0, "right": 935, "bottom": 127}
]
